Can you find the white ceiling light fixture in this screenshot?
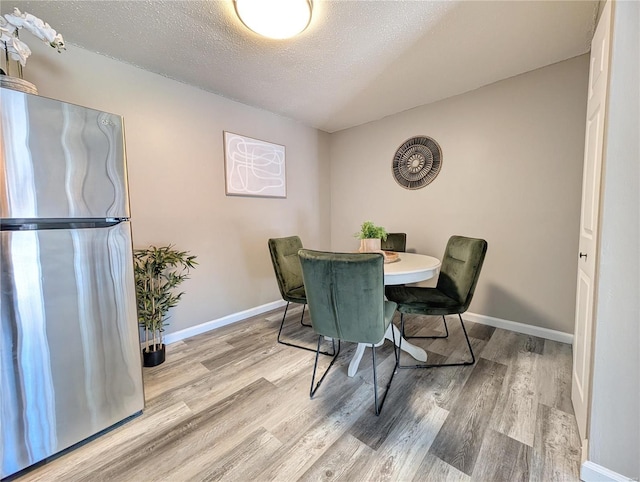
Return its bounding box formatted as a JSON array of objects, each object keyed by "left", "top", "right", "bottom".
[{"left": 234, "top": 0, "right": 313, "bottom": 40}]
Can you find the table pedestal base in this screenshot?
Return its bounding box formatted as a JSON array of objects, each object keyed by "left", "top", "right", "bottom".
[{"left": 347, "top": 324, "right": 427, "bottom": 377}]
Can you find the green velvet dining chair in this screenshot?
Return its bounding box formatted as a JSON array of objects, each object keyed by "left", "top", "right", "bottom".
[
  {"left": 381, "top": 232, "right": 407, "bottom": 252},
  {"left": 385, "top": 235, "right": 487, "bottom": 368},
  {"left": 267, "top": 236, "right": 333, "bottom": 355},
  {"left": 298, "top": 249, "right": 398, "bottom": 416}
]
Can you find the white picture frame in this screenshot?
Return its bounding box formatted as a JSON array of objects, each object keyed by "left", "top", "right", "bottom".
[{"left": 223, "top": 131, "right": 286, "bottom": 198}]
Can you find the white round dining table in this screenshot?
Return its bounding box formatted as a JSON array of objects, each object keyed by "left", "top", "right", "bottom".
[
  {"left": 347, "top": 252, "right": 441, "bottom": 377},
  {"left": 384, "top": 252, "right": 441, "bottom": 285}
]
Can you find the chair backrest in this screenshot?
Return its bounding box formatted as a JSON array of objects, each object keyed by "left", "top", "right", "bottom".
[
  {"left": 436, "top": 235, "right": 488, "bottom": 311},
  {"left": 298, "top": 250, "right": 387, "bottom": 344},
  {"left": 381, "top": 232, "right": 407, "bottom": 252},
  {"left": 268, "top": 236, "right": 305, "bottom": 301}
]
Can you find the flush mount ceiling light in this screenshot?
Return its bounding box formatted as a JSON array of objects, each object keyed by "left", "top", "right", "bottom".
[{"left": 234, "top": 0, "right": 313, "bottom": 39}]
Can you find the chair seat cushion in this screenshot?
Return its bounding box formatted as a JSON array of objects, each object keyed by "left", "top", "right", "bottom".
[
  {"left": 384, "top": 286, "right": 464, "bottom": 315},
  {"left": 285, "top": 286, "right": 306, "bottom": 304}
]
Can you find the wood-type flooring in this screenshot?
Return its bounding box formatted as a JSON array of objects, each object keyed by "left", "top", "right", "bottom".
[{"left": 16, "top": 306, "right": 581, "bottom": 481}]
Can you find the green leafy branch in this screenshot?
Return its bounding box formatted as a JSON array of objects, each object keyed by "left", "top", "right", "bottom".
[
  {"left": 354, "top": 221, "right": 388, "bottom": 240},
  {"left": 133, "top": 245, "right": 197, "bottom": 352}
]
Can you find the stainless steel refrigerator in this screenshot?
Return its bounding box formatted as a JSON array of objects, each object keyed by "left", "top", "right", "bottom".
[{"left": 0, "top": 88, "right": 144, "bottom": 478}]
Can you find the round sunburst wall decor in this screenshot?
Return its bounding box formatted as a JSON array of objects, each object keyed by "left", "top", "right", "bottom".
[{"left": 392, "top": 136, "right": 442, "bottom": 190}]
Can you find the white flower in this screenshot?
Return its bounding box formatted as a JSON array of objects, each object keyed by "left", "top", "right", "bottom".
[
  {"left": 0, "top": 16, "right": 17, "bottom": 37},
  {"left": 5, "top": 8, "right": 65, "bottom": 50},
  {"left": 1, "top": 7, "right": 65, "bottom": 67},
  {"left": 50, "top": 33, "right": 64, "bottom": 52},
  {"left": 4, "top": 35, "right": 31, "bottom": 66}
]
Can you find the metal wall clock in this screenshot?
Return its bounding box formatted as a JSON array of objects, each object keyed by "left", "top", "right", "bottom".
[{"left": 392, "top": 136, "right": 442, "bottom": 190}]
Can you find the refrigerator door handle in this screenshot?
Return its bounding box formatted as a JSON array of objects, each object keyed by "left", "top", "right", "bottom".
[{"left": 0, "top": 218, "right": 128, "bottom": 231}]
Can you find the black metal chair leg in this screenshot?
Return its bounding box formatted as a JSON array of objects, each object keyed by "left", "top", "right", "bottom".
[
  {"left": 276, "top": 301, "right": 291, "bottom": 342},
  {"left": 300, "top": 304, "right": 312, "bottom": 327},
  {"left": 397, "top": 313, "right": 475, "bottom": 369},
  {"left": 277, "top": 302, "right": 335, "bottom": 356},
  {"left": 372, "top": 346, "right": 379, "bottom": 414},
  {"left": 391, "top": 322, "right": 399, "bottom": 367},
  {"left": 310, "top": 337, "right": 341, "bottom": 398},
  {"left": 458, "top": 314, "right": 476, "bottom": 365},
  {"left": 372, "top": 325, "right": 398, "bottom": 415}
]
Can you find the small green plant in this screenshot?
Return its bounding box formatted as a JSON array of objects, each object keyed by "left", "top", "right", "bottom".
[
  {"left": 133, "top": 245, "right": 197, "bottom": 353},
  {"left": 355, "top": 221, "right": 388, "bottom": 240}
]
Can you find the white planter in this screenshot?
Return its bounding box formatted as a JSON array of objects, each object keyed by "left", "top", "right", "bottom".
[
  {"left": 0, "top": 75, "right": 38, "bottom": 95},
  {"left": 359, "top": 238, "right": 381, "bottom": 253}
]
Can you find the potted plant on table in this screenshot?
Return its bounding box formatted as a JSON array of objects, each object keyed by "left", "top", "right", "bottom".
[
  {"left": 355, "top": 221, "right": 388, "bottom": 253},
  {"left": 133, "top": 245, "right": 197, "bottom": 367}
]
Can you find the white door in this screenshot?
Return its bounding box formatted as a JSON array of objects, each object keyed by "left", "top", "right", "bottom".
[{"left": 571, "top": 0, "right": 612, "bottom": 444}]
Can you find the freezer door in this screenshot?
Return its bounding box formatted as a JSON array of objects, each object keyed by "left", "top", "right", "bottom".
[
  {"left": 0, "top": 222, "right": 144, "bottom": 478},
  {"left": 0, "top": 88, "right": 130, "bottom": 219}
]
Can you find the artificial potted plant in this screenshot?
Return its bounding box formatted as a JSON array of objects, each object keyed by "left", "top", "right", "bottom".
[
  {"left": 355, "top": 220, "right": 388, "bottom": 253},
  {"left": 0, "top": 8, "right": 65, "bottom": 94},
  {"left": 133, "top": 245, "right": 197, "bottom": 367}
]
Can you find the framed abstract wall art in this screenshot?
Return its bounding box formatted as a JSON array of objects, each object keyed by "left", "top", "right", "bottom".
[{"left": 223, "top": 131, "right": 286, "bottom": 198}]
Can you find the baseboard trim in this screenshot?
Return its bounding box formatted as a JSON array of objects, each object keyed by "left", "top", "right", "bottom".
[
  {"left": 160, "top": 303, "right": 573, "bottom": 347},
  {"left": 163, "top": 300, "right": 286, "bottom": 345},
  {"left": 464, "top": 312, "right": 573, "bottom": 345},
  {"left": 580, "top": 461, "right": 635, "bottom": 482}
]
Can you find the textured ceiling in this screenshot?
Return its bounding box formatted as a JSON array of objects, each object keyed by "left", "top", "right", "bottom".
[{"left": 3, "top": 1, "right": 598, "bottom": 133}]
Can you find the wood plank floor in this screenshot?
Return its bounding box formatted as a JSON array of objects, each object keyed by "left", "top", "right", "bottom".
[{"left": 15, "top": 307, "right": 581, "bottom": 481}]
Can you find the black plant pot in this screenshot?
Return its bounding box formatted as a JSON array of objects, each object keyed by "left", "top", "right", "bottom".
[{"left": 142, "top": 344, "right": 166, "bottom": 367}]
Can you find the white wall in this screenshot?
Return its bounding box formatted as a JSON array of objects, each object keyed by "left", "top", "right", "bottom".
[
  {"left": 17, "top": 31, "right": 590, "bottom": 337},
  {"left": 588, "top": 1, "right": 640, "bottom": 478},
  {"left": 20, "top": 40, "right": 331, "bottom": 335},
  {"left": 329, "top": 56, "right": 589, "bottom": 334}
]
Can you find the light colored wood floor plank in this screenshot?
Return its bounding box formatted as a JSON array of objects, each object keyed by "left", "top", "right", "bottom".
[
  {"left": 490, "top": 350, "right": 540, "bottom": 447},
  {"left": 413, "top": 454, "right": 472, "bottom": 482},
  {"left": 258, "top": 383, "right": 376, "bottom": 481},
  {"left": 537, "top": 340, "right": 574, "bottom": 415},
  {"left": 428, "top": 358, "right": 508, "bottom": 475},
  {"left": 480, "top": 328, "right": 544, "bottom": 365},
  {"left": 358, "top": 394, "right": 449, "bottom": 481},
  {"left": 298, "top": 433, "right": 375, "bottom": 482},
  {"left": 348, "top": 362, "right": 449, "bottom": 450},
  {"left": 143, "top": 359, "right": 212, "bottom": 400},
  {"left": 88, "top": 378, "right": 281, "bottom": 481},
  {"left": 18, "top": 402, "right": 194, "bottom": 482},
  {"left": 466, "top": 322, "right": 496, "bottom": 341},
  {"left": 530, "top": 403, "right": 581, "bottom": 482},
  {"left": 168, "top": 427, "right": 283, "bottom": 482},
  {"left": 11, "top": 307, "right": 581, "bottom": 482},
  {"left": 471, "top": 428, "right": 531, "bottom": 481}
]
